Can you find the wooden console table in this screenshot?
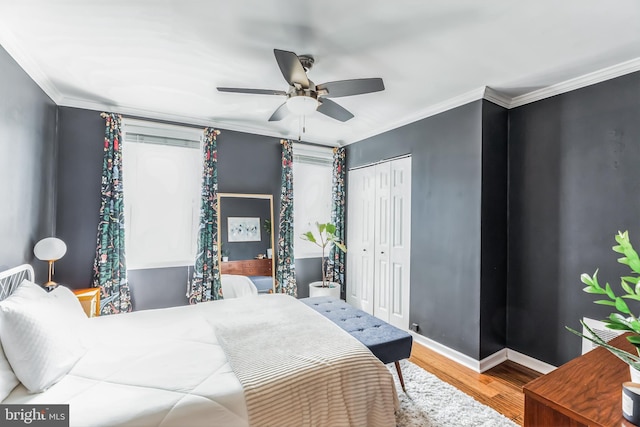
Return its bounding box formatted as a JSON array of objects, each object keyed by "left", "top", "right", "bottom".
[
  {"left": 523, "top": 334, "right": 636, "bottom": 426},
  {"left": 220, "top": 258, "right": 272, "bottom": 277}
]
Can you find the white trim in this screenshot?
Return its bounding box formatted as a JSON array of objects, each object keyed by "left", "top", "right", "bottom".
[
  {"left": 506, "top": 349, "right": 557, "bottom": 374},
  {"left": 342, "top": 87, "right": 487, "bottom": 146},
  {"left": 410, "top": 332, "right": 484, "bottom": 372},
  {"left": 0, "top": 28, "right": 62, "bottom": 104},
  {"left": 509, "top": 57, "right": 640, "bottom": 108},
  {"left": 483, "top": 87, "right": 511, "bottom": 108},
  {"left": 411, "top": 333, "right": 557, "bottom": 374},
  {"left": 479, "top": 348, "right": 508, "bottom": 372}
]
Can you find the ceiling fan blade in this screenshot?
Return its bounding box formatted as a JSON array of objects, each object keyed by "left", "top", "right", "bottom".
[
  {"left": 268, "top": 102, "right": 290, "bottom": 122},
  {"left": 317, "top": 98, "right": 354, "bottom": 122},
  {"left": 317, "top": 78, "right": 385, "bottom": 98},
  {"left": 273, "top": 49, "right": 310, "bottom": 88},
  {"left": 217, "top": 87, "right": 287, "bottom": 96}
]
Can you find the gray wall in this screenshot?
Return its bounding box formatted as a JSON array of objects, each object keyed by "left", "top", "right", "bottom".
[
  {"left": 346, "top": 100, "right": 494, "bottom": 359},
  {"left": 507, "top": 71, "right": 640, "bottom": 366},
  {"left": 480, "top": 101, "right": 508, "bottom": 358},
  {"left": 0, "top": 45, "right": 57, "bottom": 280},
  {"left": 54, "top": 109, "right": 316, "bottom": 309},
  {"left": 219, "top": 197, "right": 272, "bottom": 261},
  {"left": 55, "top": 107, "right": 104, "bottom": 286}
]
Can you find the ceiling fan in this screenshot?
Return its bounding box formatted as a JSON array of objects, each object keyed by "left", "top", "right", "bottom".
[{"left": 217, "top": 49, "right": 385, "bottom": 122}]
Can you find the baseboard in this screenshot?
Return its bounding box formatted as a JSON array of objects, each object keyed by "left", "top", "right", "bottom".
[
  {"left": 479, "top": 348, "right": 508, "bottom": 372},
  {"left": 506, "top": 349, "right": 556, "bottom": 374},
  {"left": 410, "top": 332, "right": 484, "bottom": 372},
  {"left": 410, "top": 332, "right": 557, "bottom": 374}
]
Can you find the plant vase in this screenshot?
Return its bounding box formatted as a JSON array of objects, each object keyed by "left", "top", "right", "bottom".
[
  {"left": 631, "top": 366, "right": 640, "bottom": 383},
  {"left": 309, "top": 281, "right": 341, "bottom": 299}
]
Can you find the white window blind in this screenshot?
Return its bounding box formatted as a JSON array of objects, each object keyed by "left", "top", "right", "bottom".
[
  {"left": 122, "top": 119, "right": 204, "bottom": 270},
  {"left": 293, "top": 143, "right": 334, "bottom": 259}
]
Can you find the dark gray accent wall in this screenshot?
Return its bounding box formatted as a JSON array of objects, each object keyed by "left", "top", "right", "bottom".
[
  {"left": 479, "top": 101, "right": 508, "bottom": 359},
  {"left": 347, "top": 101, "right": 488, "bottom": 359},
  {"left": 0, "top": 45, "right": 57, "bottom": 281},
  {"left": 55, "top": 107, "right": 104, "bottom": 287},
  {"left": 54, "top": 111, "right": 311, "bottom": 310},
  {"left": 295, "top": 258, "right": 323, "bottom": 299},
  {"left": 219, "top": 197, "right": 272, "bottom": 261},
  {"left": 507, "top": 71, "right": 640, "bottom": 366}
]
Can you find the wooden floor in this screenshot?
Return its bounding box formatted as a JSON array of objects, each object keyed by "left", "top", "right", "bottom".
[{"left": 409, "top": 343, "right": 543, "bottom": 426}]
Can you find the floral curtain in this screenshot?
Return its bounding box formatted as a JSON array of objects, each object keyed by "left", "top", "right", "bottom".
[
  {"left": 326, "top": 147, "right": 346, "bottom": 286},
  {"left": 275, "top": 139, "right": 296, "bottom": 296},
  {"left": 92, "top": 113, "right": 132, "bottom": 315},
  {"left": 188, "top": 128, "right": 222, "bottom": 303}
]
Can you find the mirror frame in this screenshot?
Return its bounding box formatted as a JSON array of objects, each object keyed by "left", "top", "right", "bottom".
[{"left": 217, "top": 193, "right": 275, "bottom": 292}]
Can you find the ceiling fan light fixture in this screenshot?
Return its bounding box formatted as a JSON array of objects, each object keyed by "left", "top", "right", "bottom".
[{"left": 286, "top": 96, "right": 318, "bottom": 115}]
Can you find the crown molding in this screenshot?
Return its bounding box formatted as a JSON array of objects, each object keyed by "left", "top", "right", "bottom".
[
  {"left": 509, "top": 57, "right": 640, "bottom": 108},
  {"left": 0, "top": 30, "right": 62, "bottom": 104},
  {"left": 482, "top": 86, "right": 511, "bottom": 108},
  {"left": 342, "top": 87, "right": 487, "bottom": 146},
  {"left": 56, "top": 95, "right": 339, "bottom": 146}
]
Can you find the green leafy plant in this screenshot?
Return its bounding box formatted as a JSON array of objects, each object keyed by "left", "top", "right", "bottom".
[
  {"left": 263, "top": 219, "right": 271, "bottom": 235},
  {"left": 566, "top": 231, "right": 640, "bottom": 370},
  {"left": 220, "top": 242, "right": 230, "bottom": 259},
  {"left": 300, "top": 222, "right": 347, "bottom": 288}
]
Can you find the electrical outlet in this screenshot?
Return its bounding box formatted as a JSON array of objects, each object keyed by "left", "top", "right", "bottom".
[{"left": 410, "top": 323, "right": 419, "bottom": 332}]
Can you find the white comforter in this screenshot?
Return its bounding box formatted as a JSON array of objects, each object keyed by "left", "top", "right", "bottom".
[
  {"left": 3, "top": 295, "right": 397, "bottom": 427},
  {"left": 4, "top": 301, "right": 249, "bottom": 427}
]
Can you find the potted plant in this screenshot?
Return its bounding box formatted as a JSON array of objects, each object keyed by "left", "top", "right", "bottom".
[
  {"left": 301, "top": 222, "right": 347, "bottom": 299},
  {"left": 566, "top": 230, "right": 640, "bottom": 383},
  {"left": 221, "top": 245, "right": 230, "bottom": 262},
  {"left": 264, "top": 219, "right": 273, "bottom": 259}
]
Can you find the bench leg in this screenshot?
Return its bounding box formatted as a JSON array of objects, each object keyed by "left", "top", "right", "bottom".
[{"left": 394, "top": 361, "right": 407, "bottom": 393}]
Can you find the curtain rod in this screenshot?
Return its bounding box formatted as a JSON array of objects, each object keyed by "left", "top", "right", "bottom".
[
  {"left": 101, "top": 112, "right": 340, "bottom": 146},
  {"left": 102, "top": 112, "right": 208, "bottom": 130}
]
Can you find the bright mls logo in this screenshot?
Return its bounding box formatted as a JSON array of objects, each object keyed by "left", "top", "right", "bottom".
[{"left": 1, "top": 405, "right": 69, "bottom": 426}]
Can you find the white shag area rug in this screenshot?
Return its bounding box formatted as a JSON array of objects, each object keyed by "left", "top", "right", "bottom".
[{"left": 390, "top": 360, "right": 519, "bottom": 427}]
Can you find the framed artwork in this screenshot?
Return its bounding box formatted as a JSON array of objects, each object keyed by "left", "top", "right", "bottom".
[{"left": 227, "top": 217, "right": 261, "bottom": 242}]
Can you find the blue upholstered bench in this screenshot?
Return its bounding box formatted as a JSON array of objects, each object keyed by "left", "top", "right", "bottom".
[{"left": 300, "top": 296, "right": 413, "bottom": 392}]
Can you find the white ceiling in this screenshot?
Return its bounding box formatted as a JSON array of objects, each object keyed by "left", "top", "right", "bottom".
[{"left": 1, "top": 1, "right": 639, "bottom": 146}]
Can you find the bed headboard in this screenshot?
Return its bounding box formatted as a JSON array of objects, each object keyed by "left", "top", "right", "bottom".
[{"left": 0, "top": 264, "right": 35, "bottom": 301}]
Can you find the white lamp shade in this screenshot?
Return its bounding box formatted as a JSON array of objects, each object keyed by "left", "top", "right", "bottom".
[
  {"left": 286, "top": 96, "right": 318, "bottom": 115},
  {"left": 34, "top": 238, "right": 67, "bottom": 261}
]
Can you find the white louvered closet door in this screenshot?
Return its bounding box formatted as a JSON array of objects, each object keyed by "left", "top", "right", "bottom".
[{"left": 347, "top": 157, "right": 411, "bottom": 329}]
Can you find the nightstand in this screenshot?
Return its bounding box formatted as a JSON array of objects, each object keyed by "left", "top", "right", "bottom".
[{"left": 72, "top": 288, "right": 100, "bottom": 317}]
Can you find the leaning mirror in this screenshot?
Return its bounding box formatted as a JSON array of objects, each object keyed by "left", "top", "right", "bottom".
[{"left": 217, "top": 193, "right": 275, "bottom": 294}]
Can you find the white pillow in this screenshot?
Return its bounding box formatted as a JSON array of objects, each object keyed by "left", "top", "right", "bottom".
[
  {"left": 0, "top": 279, "right": 47, "bottom": 400},
  {"left": 49, "top": 285, "right": 90, "bottom": 322},
  {"left": 0, "top": 342, "right": 18, "bottom": 401},
  {"left": 0, "top": 282, "right": 87, "bottom": 393}
]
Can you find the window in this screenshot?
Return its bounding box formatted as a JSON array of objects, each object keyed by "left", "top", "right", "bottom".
[
  {"left": 293, "top": 143, "right": 333, "bottom": 258},
  {"left": 122, "top": 119, "right": 203, "bottom": 269}
]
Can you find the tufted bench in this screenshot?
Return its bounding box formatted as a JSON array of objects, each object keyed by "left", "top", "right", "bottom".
[{"left": 300, "top": 296, "right": 413, "bottom": 392}]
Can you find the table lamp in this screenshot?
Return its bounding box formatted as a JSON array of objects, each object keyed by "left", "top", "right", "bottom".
[{"left": 33, "top": 237, "right": 67, "bottom": 288}]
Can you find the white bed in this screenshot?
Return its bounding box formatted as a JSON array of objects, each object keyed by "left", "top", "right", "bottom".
[{"left": 0, "top": 265, "right": 397, "bottom": 427}]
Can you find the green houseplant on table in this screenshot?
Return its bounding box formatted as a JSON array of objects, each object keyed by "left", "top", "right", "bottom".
[
  {"left": 566, "top": 231, "right": 640, "bottom": 383},
  {"left": 301, "top": 222, "right": 347, "bottom": 299}
]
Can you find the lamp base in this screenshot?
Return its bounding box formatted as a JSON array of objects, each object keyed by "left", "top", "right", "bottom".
[{"left": 42, "top": 280, "right": 58, "bottom": 291}]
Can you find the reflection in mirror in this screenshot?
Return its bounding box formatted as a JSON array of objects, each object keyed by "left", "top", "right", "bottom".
[{"left": 218, "top": 193, "right": 275, "bottom": 294}]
